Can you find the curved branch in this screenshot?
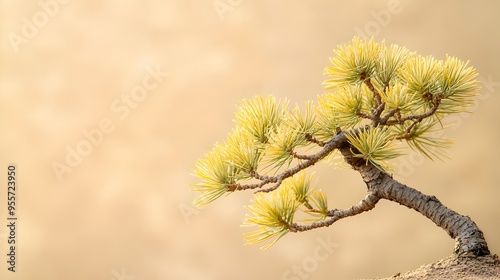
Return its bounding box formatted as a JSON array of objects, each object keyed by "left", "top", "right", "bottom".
[
  {"left": 376, "top": 171, "right": 489, "bottom": 256},
  {"left": 386, "top": 93, "right": 442, "bottom": 126},
  {"left": 289, "top": 192, "right": 380, "bottom": 232},
  {"left": 362, "top": 77, "right": 385, "bottom": 124},
  {"left": 357, "top": 111, "right": 374, "bottom": 120},
  {"left": 232, "top": 129, "right": 352, "bottom": 193},
  {"left": 379, "top": 108, "right": 399, "bottom": 124},
  {"left": 289, "top": 149, "right": 316, "bottom": 161},
  {"left": 305, "top": 133, "right": 326, "bottom": 147},
  {"left": 339, "top": 144, "right": 490, "bottom": 256},
  {"left": 362, "top": 76, "right": 382, "bottom": 108}
]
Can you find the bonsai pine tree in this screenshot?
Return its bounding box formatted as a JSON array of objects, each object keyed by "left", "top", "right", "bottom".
[{"left": 191, "top": 37, "right": 490, "bottom": 255}]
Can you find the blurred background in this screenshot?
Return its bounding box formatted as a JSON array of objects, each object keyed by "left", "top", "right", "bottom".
[{"left": 0, "top": 1, "right": 499, "bottom": 279}]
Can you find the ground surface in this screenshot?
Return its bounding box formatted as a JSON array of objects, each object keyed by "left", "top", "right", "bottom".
[{"left": 371, "top": 254, "right": 500, "bottom": 280}]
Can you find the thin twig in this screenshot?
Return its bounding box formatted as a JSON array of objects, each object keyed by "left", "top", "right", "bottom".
[
  {"left": 362, "top": 76, "right": 382, "bottom": 108},
  {"left": 230, "top": 129, "right": 355, "bottom": 193},
  {"left": 289, "top": 148, "right": 316, "bottom": 161},
  {"left": 357, "top": 111, "right": 374, "bottom": 120},
  {"left": 386, "top": 93, "right": 442, "bottom": 125},
  {"left": 305, "top": 133, "right": 326, "bottom": 147},
  {"left": 289, "top": 191, "right": 380, "bottom": 232},
  {"left": 362, "top": 76, "right": 385, "bottom": 124},
  {"left": 379, "top": 108, "right": 399, "bottom": 124}
]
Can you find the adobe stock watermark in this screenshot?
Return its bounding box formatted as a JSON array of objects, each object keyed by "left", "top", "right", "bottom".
[
  {"left": 213, "top": 0, "right": 243, "bottom": 20},
  {"left": 179, "top": 202, "right": 201, "bottom": 224},
  {"left": 354, "top": 0, "right": 412, "bottom": 38},
  {"left": 51, "top": 64, "right": 169, "bottom": 182},
  {"left": 395, "top": 74, "right": 500, "bottom": 178},
  {"left": 111, "top": 268, "right": 135, "bottom": 280},
  {"left": 8, "top": 0, "right": 72, "bottom": 54},
  {"left": 282, "top": 235, "right": 340, "bottom": 280}
]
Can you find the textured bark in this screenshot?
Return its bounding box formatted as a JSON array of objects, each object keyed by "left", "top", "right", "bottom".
[{"left": 339, "top": 145, "right": 490, "bottom": 256}]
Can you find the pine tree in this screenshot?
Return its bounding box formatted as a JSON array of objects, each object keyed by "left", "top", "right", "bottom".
[{"left": 191, "top": 37, "right": 490, "bottom": 255}]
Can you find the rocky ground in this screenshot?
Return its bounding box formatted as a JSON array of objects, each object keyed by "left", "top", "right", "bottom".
[{"left": 370, "top": 254, "right": 500, "bottom": 280}]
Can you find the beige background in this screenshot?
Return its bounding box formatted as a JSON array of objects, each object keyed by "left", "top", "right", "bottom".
[{"left": 1, "top": 1, "right": 499, "bottom": 279}]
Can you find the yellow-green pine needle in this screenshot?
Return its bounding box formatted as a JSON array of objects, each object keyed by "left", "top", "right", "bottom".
[
  {"left": 398, "top": 55, "right": 443, "bottom": 96},
  {"left": 225, "top": 129, "right": 262, "bottom": 175},
  {"left": 243, "top": 187, "right": 299, "bottom": 249},
  {"left": 324, "top": 37, "right": 380, "bottom": 89},
  {"left": 397, "top": 118, "right": 453, "bottom": 160},
  {"left": 380, "top": 82, "right": 418, "bottom": 113},
  {"left": 192, "top": 144, "right": 237, "bottom": 207},
  {"left": 441, "top": 55, "right": 480, "bottom": 98},
  {"left": 264, "top": 124, "right": 303, "bottom": 169},
  {"left": 315, "top": 93, "right": 342, "bottom": 141},
  {"left": 286, "top": 101, "right": 319, "bottom": 136},
  {"left": 346, "top": 126, "right": 403, "bottom": 171},
  {"left": 438, "top": 55, "right": 479, "bottom": 114},
  {"left": 359, "top": 83, "right": 376, "bottom": 115},
  {"left": 309, "top": 190, "right": 329, "bottom": 217},
  {"left": 407, "top": 135, "right": 453, "bottom": 160},
  {"left": 375, "top": 42, "right": 414, "bottom": 86},
  {"left": 282, "top": 171, "right": 315, "bottom": 205},
  {"left": 234, "top": 95, "right": 288, "bottom": 144},
  {"left": 328, "top": 86, "right": 363, "bottom": 129}
]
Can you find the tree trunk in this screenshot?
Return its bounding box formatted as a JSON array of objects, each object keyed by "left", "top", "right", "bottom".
[{"left": 339, "top": 145, "right": 490, "bottom": 256}]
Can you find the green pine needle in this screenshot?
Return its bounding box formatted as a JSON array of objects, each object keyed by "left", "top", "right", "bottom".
[
  {"left": 375, "top": 42, "right": 414, "bottom": 86},
  {"left": 317, "top": 86, "right": 363, "bottom": 129},
  {"left": 396, "top": 118, "right": 454, "bottom": 160},
  {"left": 380, "top": 82, "right": 419, "bottom": 114},
  {"left": 346, "top": 126, "right": 403, "bottom": 171},
  {"left": 324, "top": 37, "right": 380, "bottom": 88},
  {"left": 264, "top": 125, "right": 303, "bottom": 169},
  {"left": 243, "top": 186, "right": 299, "bottom": 249},
  {"left": 283, "top": 171, "right": 316, "bottom": 205},
  {"left": 398, "top": 55, "right": 443, "bottom": 96},
  {"left": 438, "top": 55, "right": 479, "bottom": 114},
  {"left": 309, "top": 190, "right": 329, "bottom": 217},
  {"left": 192, "top": 143, "right": 238, "bottom": 208},
  {"left": 286, "top": 101, "right": 319, "bottom": 136},
  {"left": 234, "top": 95, "right": 288, "bottom": 144},
  {"left": 225, "top": 129, "right": 262, "bottom": 175}
]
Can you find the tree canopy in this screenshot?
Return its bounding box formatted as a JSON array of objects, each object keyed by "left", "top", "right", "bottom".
[{"left": 191, "top": 37, "right": 480, "bottom": 249}]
